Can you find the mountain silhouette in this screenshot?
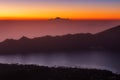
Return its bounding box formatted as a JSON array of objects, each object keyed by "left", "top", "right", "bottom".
[
  {"left": 0, "top": 63, "right": 119, "bottom": 80},
  {"left": 49, "top": 17, "right": 70, "bottom": 21},
  {"left": 19, "top": 36, "right": 30, "bottom": 41},
  {"left": 95, "top": 25, "right": 120, "bottom": 50},
  {"left": 96, "top": 25, "right": 120, "bottom": 36},
  {"left": 0, "top": 25, "right": 120, "bottom": 54}
]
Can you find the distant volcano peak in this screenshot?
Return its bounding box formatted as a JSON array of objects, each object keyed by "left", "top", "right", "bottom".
[
  {"left": 49, "top": 17, "right": 70, "bottom": 21},
  {"left": 55, "top": 17, "right": 62, "bottom": 20}
]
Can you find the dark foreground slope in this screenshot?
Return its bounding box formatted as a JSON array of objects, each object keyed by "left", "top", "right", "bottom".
[
  {"left": 95, "top": 25, "right": 120, "bottom": 51},
  {"left": 0, "top": 63, "right": 119, "bottom": 80},
  {"left": 0, "top": 25, "right": 120, "bottom": 54}
]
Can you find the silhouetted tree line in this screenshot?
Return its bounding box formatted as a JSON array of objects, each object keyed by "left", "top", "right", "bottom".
[
  {"left": 0, "top": 63, "right": 119, "bottom": 80},
  {"left": 0, "top": 25, "right": 120, "bottom": 54}
]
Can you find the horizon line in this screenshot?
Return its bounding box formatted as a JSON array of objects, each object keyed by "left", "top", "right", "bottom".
[
  {"left": 0, "top": 17, "right": 120, "bottom": 20},
  {"left": 0, "top": 18, "right": 120, "bottom": 20}
]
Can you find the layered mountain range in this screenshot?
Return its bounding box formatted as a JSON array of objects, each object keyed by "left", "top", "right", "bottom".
[{"left": 0, "top": 25, "right": 120, "bottom": 54}]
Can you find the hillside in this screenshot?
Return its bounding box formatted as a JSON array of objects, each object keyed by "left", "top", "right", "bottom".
[
  {"left": 0, "top": 63, "right": 119, "bottom": 80},
  {"left": 0, "top": 25, "right": 120, "bottom": 54}
]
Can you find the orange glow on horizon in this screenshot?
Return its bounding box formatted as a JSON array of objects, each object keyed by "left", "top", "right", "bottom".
[
  {"left": 0, "top": 17, "right": 120, "bottom": 20},
  {"left": 0, "top": 2, "right": 120, "bottom": 20}
]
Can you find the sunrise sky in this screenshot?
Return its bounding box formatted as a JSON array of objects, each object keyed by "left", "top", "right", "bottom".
[{"left": 0, "top": 0, "right": 120, "bottom": 20}]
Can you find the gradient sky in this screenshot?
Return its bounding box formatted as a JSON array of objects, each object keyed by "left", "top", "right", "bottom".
[{"left": 0, "top": 0, "right": 120, "bottom": 19}]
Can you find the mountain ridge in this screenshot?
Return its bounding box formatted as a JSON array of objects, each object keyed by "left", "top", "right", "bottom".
[{"left": 0, "top": 25, "right": 120, "bottom": 54}]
